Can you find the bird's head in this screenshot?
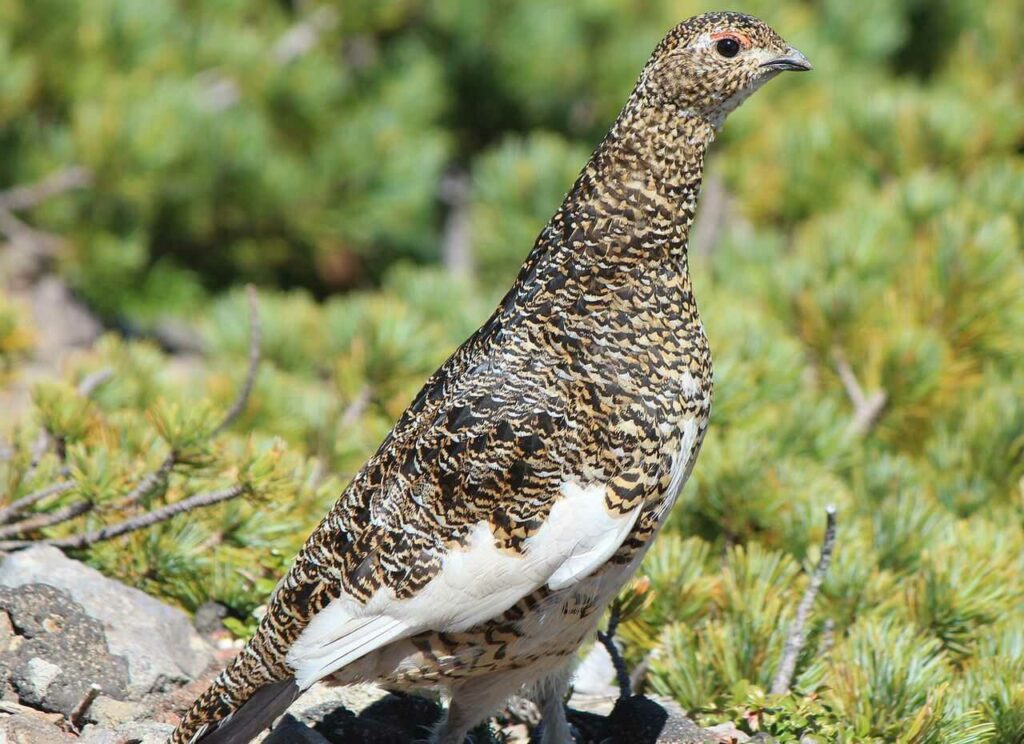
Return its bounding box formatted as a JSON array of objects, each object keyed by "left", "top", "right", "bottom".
[{"left": 639, "top": 11, "right": 811, "bottom": 128}]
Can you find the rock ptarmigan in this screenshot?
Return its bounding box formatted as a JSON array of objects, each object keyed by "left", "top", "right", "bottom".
[{"left": 172, "top": 11, "right": 810, "bottom": 744}]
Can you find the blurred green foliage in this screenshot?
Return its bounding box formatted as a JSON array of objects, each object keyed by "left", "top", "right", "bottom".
[{"left": 2, "top": 0, "right": 1024, "bottom": 739}]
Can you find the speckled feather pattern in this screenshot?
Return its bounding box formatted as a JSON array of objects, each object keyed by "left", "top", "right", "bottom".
[{"left": 173, "top": 12, "right": 806, "bottom": 744}]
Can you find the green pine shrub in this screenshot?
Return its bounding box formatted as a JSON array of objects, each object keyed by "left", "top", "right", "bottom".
[{"left": 2, "top": 0, "right": 1023, "bottom": 738}]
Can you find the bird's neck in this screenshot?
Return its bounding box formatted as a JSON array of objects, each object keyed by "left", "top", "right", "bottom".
[
  {"left": 486, "top": 97, "right": 718, "bottom": 345},
  {"left": 552, "top": 96, "right": 717, "bottom": 277}
]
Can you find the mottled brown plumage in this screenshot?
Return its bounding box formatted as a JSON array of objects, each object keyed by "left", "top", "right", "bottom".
[{"left": 173, "top": 12, "right": 809, "bottom": 744}]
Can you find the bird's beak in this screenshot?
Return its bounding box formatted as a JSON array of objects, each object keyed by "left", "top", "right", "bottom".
[{"left": 760, "top": 47, "right": 812, "bottom": 72}]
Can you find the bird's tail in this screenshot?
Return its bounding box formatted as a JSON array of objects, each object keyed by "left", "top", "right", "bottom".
[{"left": 170, "top": 641, "right": 301, "bottom": 744}]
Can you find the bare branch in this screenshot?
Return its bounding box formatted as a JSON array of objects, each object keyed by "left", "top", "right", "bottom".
[
  {"left": 0, "top": 167, "right": 92, "bottom": 251},
  {"left": 212, "top": 284, "right": 261, "bottom": 436},
  {"left": 596, "top": 600, "right": 632, "bottom": 701},
  {"left": 77, "top": 368, "right": 113, "bottom": 398},
  {"left": 0, "top": 480, "right": 75, "bottom": 525},
  {"left": 850, "top": 389, "right": 886, "bottom": 437},
  {"left": 0, "top": 500, "right": 92, "bottom": 540},
  {"left": 0, "top": 209, "right": 61, "bottom": 248},
  {"left": 0, "top": 698, "right": 64, "bottom": 723},
  {"left": 0, "top": 167, "right": 92, "bottom": 212},
  {"left": 339, "top": 385, "right": 372, "bottom": 431},
  {"left": 439, "top": 171, "right": 474, "bottom": 278},
  {"left": 0, "top": 484, "right": 247, "bottom": 552},
  {"left": 22, "top": 429, "right": 52, "bottom": 483},
  {"left": 771, "top": 505, "right": 838, "bottom": 695},
  {"left": 832, "top": 348, "right": 887, "bottom": 437}
]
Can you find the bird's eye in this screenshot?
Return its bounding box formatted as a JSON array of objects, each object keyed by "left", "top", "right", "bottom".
[{"left": 716, "top": 37, "right": 740, "bottom": 58}]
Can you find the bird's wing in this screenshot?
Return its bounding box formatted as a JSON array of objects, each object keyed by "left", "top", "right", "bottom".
[
  {"left": 283, "top": 365, "right": 651, "bottom": 688},
  {"left": 285, "top": 477, "right": 642, "bottom": 688}
]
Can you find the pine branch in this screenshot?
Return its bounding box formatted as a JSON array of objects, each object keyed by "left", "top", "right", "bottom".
[
  {"left": 0, "top": 499, "right": 92, "bottom": 540},
  {"left": 120, "top": 285, "right": 258, "bottom": 508},
  {"left": 0, "top": 484, "right": 248, "bottom": 552},
  {"left": 0, "top": 480, "right": 75, "bottom": 525},
  {"left": 2, "top": 375, "right": 106, "bottom": 514},
  {"left": 0, "top": 288, "right": 261, "bottom": 551},
  {"left": 212, "top": 284, "right": 261, "bottom": 436},
  {"left": 771, "top": 505, "right": 838, "bottom": 695},
  {"left": 117, "top": 451, "right": 177, "bottom": 509}
]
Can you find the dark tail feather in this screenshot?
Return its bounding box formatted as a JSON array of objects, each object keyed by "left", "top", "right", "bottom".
[
  {"left": 171, "top": 660, "right": 302, "bottom": 744},
  {"left": 194, "top": 678, "right": 301, "bottom": 744}
]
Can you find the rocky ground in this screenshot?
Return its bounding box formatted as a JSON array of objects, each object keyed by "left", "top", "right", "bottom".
[{"left": 0, "top": 546, "right": 776, "bottom": 744}]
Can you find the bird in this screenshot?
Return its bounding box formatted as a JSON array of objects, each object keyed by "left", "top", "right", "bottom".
[{"left": 172, "top": 11, "right": 810, "bottom": 744}]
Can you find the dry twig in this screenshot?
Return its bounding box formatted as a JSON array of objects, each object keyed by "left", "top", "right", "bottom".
[
  {"left": 0, "top": 500, "right": 92, "bottom": 540},
  {"left": 832, "top": 348, "right": 887, "bottom": 437},
  {"left": 67, "top": 684, "right": 101, "bottom": 732},
  {"left": 212, "top": 284, "right": 261, "bottom": 436},
  {"left": 116, "top": 452, "right": 176, "bottom": 510},
  {"left": 274, "top": 6, "right": 338, "bottom": 64},
  {"left": 339, "top": 385, "right": 372, "bottom": 431},
  {"left": 0, "top": 167, "right": 92, "bottom": 212},
  {"left": 770, "top": 505, "right": 838, "bottom": 695},
  {"left": 0, "top": 698, "right": 64, "bottom": 723},
  {"left": 76, "top": 368, "right": 113, "bottom": 398},
  {"left": 0, "top": 480, "right": 75, "bottom": 525},
  {"left": 0, "top": 166, "right": 92, "bottom": 254},
  {"left": 439, "top": 171, "right": 474, "bottom": 278}
]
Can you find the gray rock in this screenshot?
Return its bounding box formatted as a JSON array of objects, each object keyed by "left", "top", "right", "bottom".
[
  {"left": 264, "top": 714, "right": 332, "bottom": 744},
  {"left": 0, "top": 545, "right": 213, "bottom": 696},
  {"left": 88, "top": 695, "right": 149, "bottom": 727},
  {"left": 193, "top": 601, "right": 229, "bottom": 635},
  {"left": 565, "top": 695, "right": 717, "bottom": 744},
  {"left": 0, "top": 584, "right": 129, "bottom": 716},
  {"left": 28, "top": 276, "right": 102, "bottom": 362},
  {"left": 78, "top": 720, "right": 176, "bottom": 744},
  {"left": 1, "top": 713, "right": 76, "bottom": 743},
  {"left": 652, "top": 698, "right": 717, "bottom": 743}
]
